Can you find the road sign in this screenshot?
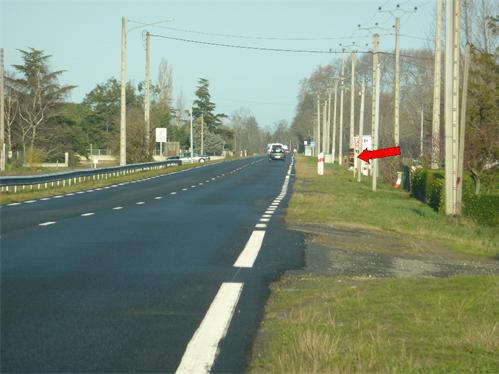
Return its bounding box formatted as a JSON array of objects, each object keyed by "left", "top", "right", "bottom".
[{"left": 155, "top": 128, "right": 167, "bottom": 143}]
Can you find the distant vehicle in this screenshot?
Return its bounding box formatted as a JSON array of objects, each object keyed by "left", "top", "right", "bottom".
[
  {"left": 180, "top": 154, "right": 210, "bottom": 163},
  {"left": 269, "top": 144, "right": 286, "bottom": 161}
]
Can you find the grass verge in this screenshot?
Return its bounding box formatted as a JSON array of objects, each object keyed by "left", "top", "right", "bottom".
[
  {"left": 250, "top": 155, "right": 498, "bottom": 373},
  {"left": 0, "top": 162, "right": 209, "bottom": 205},
  {"left": 251, "top": 275, "right": 499, "bottom": 373},
  {"left": 287, "top": 156, "right": 497, "bottom": 259}
]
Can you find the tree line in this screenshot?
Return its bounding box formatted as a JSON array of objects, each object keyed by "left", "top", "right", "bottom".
[{"left": 3, "top": 50, "right": 289, "bottom": 167}]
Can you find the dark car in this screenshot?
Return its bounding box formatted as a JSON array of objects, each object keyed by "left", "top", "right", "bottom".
[{"left": 269, "top": 145, "right": 286, "bottom": 161}]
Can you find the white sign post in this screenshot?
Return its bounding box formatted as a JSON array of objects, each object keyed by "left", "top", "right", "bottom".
[
  {"left": 317, "top": 152, "right": 325, "bottom": 176},
  {"left": 361, "top": 135, "right": 372, "bottom": 176},
  {"left": 155, "top": 128, "right": 167, "bottom": 156}
]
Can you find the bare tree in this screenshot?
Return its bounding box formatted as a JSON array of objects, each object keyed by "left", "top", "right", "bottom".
[{"left": 157, "top": 58, "right": 173, "bottom": 110}]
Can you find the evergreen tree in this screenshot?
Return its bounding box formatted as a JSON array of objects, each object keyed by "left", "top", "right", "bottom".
[
  {"left": 192, "top": 78, "right": 226, "bottom": 131},
  {"left": 9, "top": 48, "right": 75, "bottom": 153}
]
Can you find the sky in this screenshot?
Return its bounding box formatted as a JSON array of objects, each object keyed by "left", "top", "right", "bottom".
[{"left": 1, "top": 0, "right": 434, "bottom": 129}]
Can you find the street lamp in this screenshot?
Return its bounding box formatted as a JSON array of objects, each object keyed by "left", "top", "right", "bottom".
[{"left": 119, "top": 17, "right": 174, "bottom": 166}]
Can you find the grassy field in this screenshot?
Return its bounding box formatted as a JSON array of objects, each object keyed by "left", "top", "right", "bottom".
[
  {"left": 287, "top": 156, "right": 497, "bottom": 259},
  {"left": 250, "top": 156, "right": 498, "bottom": 373},
  {"left": 0, "top": 162, "right": 209, "bottom": 205},
  {"left": 251, "top": 275, "right": 499, "bottom": 373}
]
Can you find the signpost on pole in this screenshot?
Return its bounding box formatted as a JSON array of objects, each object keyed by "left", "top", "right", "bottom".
[{"left": 155, "top": 127, "right": 167, "bottom": 157}]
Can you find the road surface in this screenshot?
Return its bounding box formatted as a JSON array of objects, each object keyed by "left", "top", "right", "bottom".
[{"left": 1, "top": 157, "right": 304, "bottom": 373}]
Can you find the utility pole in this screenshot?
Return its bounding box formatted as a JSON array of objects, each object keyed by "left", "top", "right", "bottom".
[
  {"left": 349, "top": 51, "right": 356, "bottom": 152},
  {"left": 322, "top": 100, "right": 327, "bottom": 156},
  {"left": 431, "top": 0, "right": 442, "bottom": 169},
  {"left": 378, "top": 4, "right": 417, "bottom": 146},
  {"left": 357, "top": 78, "right": 366, "bottom": 182},
  {"left": 189, "top": 107, "right": 194, "bottom": 160},
  {"left": 420, "top": 107, "right": 424, "bottom": 157},
  {"left": 0, "top": 48, "right": 5, "bottom": 172},
  {"left": 332, "top": 79, "right": 339, "bottom": 163},
  {"left": 316, "top": 95, "right": 321, "bottom": 156},
  {"left": 371, "top": 33, "right": 381, "bottom": 191},
  {"left": 451, "top": 0, "right": 461, "bottom": 215},
  {"left": 444, "top": 0, "right": 461, "bottom": 215},
  {"left": 338, "top": 58, "right": 345, "bottom": 165},
  {"left": 144, "top": 31, "right": 151, "bottom": 159},
  {"left": 120, "top": 16, "right": 127, "bottom": 165},
  {"left": 457, "top": 43, "right": 471, "bottom": 215},
  {"left": 201, "top": 114, "right": 204, "bottom": 155},
  {"left": 326, "top": 88, "right": 332, "bottom": 157},
  {"left": 394, "top": 16, "right": 400, "bottom": 146}
]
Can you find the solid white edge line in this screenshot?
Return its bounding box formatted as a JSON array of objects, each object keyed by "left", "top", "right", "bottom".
[
  {"left": 176, "top": 282, "right": 243, "bottom": 374},
  {"left": 233, "top": 230, "right": 266, "bottom": 268}
]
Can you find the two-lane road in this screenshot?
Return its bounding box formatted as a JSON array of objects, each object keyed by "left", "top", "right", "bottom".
[{"left": 1, "top": 157, "right": 304, "bottom": 373}]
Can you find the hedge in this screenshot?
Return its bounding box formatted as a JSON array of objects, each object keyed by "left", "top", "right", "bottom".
[{"left": 410, "top": 168, "right": 498, "bottom": 226}]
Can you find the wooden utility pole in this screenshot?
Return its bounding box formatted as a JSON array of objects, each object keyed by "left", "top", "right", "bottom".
[
  {"left": 357, "top": 78, "right": 366, "bottom": 182},
  {"left": 349, "top": 51, "right": 356, "bottom": 150},
  {"left": 431, "top": 0, "right": 442, "bottom": 169},
  {"left": 332, "top": 79, "right": 339, "bottom": 163},
  {"left": 371, "top": 33, "right": 380, "bottom": 191},
  {"left": 456, "top": 44, "right": 470, "bottom": 215},
  {"left": 339, "top": 58, "right": 345, "bottom": 165},
  {"left": 144, "top": 31, "right": 151, "bottom": 158},
  {"left": 120, "top": 16, "right": 127, "bottom": 166},
  {"left": 0, "top": 48, "right": 5, "bottom": 171}
]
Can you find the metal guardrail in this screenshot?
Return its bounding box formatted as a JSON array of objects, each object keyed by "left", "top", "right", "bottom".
[{"left": 0, "top": 159, "right": 182, "bottom": 192}]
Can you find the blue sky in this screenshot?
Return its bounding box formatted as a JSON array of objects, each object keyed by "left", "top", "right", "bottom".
[{"left": 1, "top": 0, "right": 434, "bottom": 128}]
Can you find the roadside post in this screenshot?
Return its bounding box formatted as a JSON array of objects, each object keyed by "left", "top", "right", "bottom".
[
  {"left": 317, "top": 152, "right": 325, "bottom": 176},
  {"left": 155, "top": 127, "right": 167, "bottom": 157}
]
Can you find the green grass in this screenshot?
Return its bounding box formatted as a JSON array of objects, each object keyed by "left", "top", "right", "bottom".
[
  {"left": 0, "top": 162, "right": 209, "bottom": 205},
  {"left": 287, "top": 156, "right": 498, "bottom": 259},
  {"left": 251, "top": 275, "right": 499, "bottom": 373}
]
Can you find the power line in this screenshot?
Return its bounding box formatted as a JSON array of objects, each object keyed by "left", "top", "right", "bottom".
[
  {"left": 149, "top": 33, "right": 433, "bottom": 60},
  {"left": 129, "top": 21, "right": 373, "bottom": 41},
  {"left": 149, "top": 33, "right": 367, "bottom": 54}
]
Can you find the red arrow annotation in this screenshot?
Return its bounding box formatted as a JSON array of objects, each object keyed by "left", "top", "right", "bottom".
[{"left": 357, "top": 146, "right": 401, "bottom": 163}]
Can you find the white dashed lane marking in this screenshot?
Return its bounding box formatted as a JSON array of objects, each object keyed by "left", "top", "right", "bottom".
[
  {"left": 233, "top": 230, "right": 266, "bottom": 268},
  {"left": 136, "top": 202, "right": 145, "bottom": 205},
  {"left": 155, "top": 196, "right": 163, "bottom": 200},
  {"left": 176, "top": 283, "right": 243, "bottom": 374},
  {"left": 81, "top": 213, "right": 95, "bottom": 217},
  {"left": 113, "top": 207, "right": 123, "bottom": 210},
  {"left": 39, "top": 221, "right": 56, "bottom": 226},
  {"left": 170, "top": 192, "right": 177, "bottom": 195}
]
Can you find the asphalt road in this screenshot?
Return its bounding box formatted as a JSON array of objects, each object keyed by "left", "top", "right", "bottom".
[{"left": 1, "top": 157, "right": 304, "bottom": 373}]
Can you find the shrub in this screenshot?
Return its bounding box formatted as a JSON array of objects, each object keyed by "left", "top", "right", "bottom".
[{"left": 464, "top": 194, "right": 499, "bottom": 227}]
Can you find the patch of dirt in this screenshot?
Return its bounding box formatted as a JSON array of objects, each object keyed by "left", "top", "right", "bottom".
[{"left": 288, "top": 223, "right": 499, "bottom": 279}]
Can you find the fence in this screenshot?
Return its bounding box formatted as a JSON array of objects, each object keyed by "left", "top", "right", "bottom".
[{"left": 0, "top": 159, "right": 182, "bottom": 194}]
